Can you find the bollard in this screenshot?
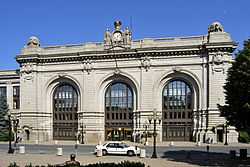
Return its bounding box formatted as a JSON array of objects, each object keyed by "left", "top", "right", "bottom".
[
  {"left": 240, "top": 149, "right": 247, "bottom": 160},
  {"left": 96, "top": 149, "right": 102, "bottom": 157},
  {"left": 19, "top": 146, "right": 25, "bottom": 154},
  {"left": 57, "top": 147, "right": 63, "bottom": 156},
  {"left": 229, "top": 150, "right": 236, "bottom": 159},
  {"left": 206, "top": 145, "right": 210, "bottom": 153},
  {"left": 140, "top": 149, "right": 146, "bottom": 158}
]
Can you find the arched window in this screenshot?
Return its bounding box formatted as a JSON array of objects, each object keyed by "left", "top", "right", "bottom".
[
  {"left": 162, "top": 79, "right": 193, "bottom": 141},
  {"left": 163, "top": 80, "right": 192, "bottom": 110},
  {"left": 53, "top": 84, "right": 78, "bottom": 112},
  {"left": 105, "top": 82, "right": 134, "bottom": 141},
  {"left": 105, "top": 82, "right": 133, "bottom": 112},
  {"left": 53, "top": 84, "right": 78, "bottom": 140}
]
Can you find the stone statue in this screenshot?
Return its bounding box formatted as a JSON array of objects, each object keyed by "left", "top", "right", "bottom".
[
  {"left": 27, "top": 36, "right": 40, "bottom": 48},
  {"left": 208, "top": 22, "right": 224, "bottom": 33},
  {"left": 124, "top": 27, "right": 132, "bottom": 45},
  {"left": 114, "top": 20, "right": 122, "bottom": 31},
  {"left": 104, "top": 28, "right": 112, "bottom": 46}
]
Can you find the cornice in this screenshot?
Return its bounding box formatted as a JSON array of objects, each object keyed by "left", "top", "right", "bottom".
[{"left": 16, "top": 42, "right": 236, "bottom": 64}]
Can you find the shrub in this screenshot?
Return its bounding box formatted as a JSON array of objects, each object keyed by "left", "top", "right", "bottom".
[
  {"left": 8, "top": 162, "right": 20, "bottom": 167},
  {"left": 239, "top": 131, "right": 250, "bottom": 143},
  {"left": 0, "top": 131, "right": 14, "bottom": 141}
]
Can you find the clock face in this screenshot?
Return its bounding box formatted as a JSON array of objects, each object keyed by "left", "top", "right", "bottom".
[{"left": 113, "top": 32, "right": 122, "bottom": 42}]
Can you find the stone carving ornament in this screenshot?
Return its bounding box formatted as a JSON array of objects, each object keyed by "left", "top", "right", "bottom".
[
  {"left": 212, "top": 52, "right": 225, "bottom": 73},
  {"left": 27, "top": 36, "right": 40, "bottom": 48},
  {"left": 141, "top": 57, "right": 151, "bottom": 71},
  {"left": 21, "top": 63, "right": 34, "bottom": 74},
  {"left": 83, "top": 59, "right": 93, "bottom": 74}
]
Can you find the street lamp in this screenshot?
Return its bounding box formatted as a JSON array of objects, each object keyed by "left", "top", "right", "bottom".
[
  {"left": 12, "top": 116, "right": 19, "bottom": 148},
  {"left": 143, "top": 122, "right": 149, "bottom": 145},
  {"left": 224, "top": 121, "right": 229, "bottom": 145},
  {"left": 4, "top": 111, "right": 14, "bottom": 154},
  {"left": 80, "top": 123, "right": 86, "bottom": 144},
  {"left": 148, "top": 109, "right": 161, "bottom": 158}
]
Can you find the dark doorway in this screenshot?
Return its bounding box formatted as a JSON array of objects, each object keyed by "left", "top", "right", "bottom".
[
  {"left": 217, "top": 129, "right": 223, "bottom": 142},
  {"left": 25, "top": 129, "right": 30, "bottom": 141}
]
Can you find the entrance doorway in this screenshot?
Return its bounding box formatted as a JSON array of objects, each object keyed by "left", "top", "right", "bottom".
[
  {"left": 105, "top": 128, "right": 132, "bottom": 141},
  {"left": 217, "top": 129, "right": 223, "bottom": 142}
]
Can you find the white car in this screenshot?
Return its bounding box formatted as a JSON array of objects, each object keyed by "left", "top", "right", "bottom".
[{"left": 94, "top": 141, "right": 140, "bottom": 156}]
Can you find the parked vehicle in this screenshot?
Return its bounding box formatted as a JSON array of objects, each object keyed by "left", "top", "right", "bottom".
[{"left": 95, "top": 141, "right": 140, "bottom": 156}]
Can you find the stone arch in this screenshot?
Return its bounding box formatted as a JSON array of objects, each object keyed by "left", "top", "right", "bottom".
[
  {"left": 154, "top": 70, "right": 201, "bottom": 112},
  {"left": 97, "top": 72, "right": 139, "bottom": 141},
  {"left": 154, "top": 70, "right": 202, "bottom": 141},
  {"left": 97, "top": 71, "right": 139, "bottom": 112},
  {"left": 45, "top": 75, "right": 82, "bottom": 140}
]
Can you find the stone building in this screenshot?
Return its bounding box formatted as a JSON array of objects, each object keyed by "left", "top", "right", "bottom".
[{"left": 0, "top": 21, "right": 239, "bottom": 144}]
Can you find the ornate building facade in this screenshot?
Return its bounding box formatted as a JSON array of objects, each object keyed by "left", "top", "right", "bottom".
[{"left": 0, "top": 21, "right": 239, "bottom": 144}]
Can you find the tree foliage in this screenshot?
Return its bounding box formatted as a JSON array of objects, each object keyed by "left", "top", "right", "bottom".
[
  {"left": 0, "top": 95, "right": 9, "bottom": 141},
  {"left": 0, "top": 95, "right": 9, "bottom": 129},
  {"left": 219, "top": 39, "right": 250, "bottom": 132}
]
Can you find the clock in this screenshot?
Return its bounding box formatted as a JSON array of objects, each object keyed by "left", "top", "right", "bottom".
[{"left": 113, "top": 31, "right": 122, "bottom": 42}]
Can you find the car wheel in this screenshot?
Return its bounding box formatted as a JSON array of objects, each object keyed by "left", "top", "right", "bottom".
[
  {"left": 127, "top": 150, "right": 134, "bottom": 156},
  {"left": 102, "top": 149, "right": 107, "bottom": 156}
]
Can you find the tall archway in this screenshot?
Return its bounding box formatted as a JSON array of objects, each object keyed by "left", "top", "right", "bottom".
[
  {"left": 53, "top": 84, "right": 78, "bottom": 140},
  {"left": 105, "top": 82, "right": 134, "bottom": 141},
  {"left": 162, "top": 79, "right": 194, "bottom": 141}
]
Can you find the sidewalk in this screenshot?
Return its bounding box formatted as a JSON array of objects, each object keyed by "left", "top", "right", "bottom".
[
  {"left": 1, "top": 140, "right": 249, "bottom": 147},
  {"left": 0, "top": 153, "right": 201, "bottom": 167}
]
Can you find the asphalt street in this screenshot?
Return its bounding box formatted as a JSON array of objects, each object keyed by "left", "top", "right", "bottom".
[{"left": 0, "top": 143, "right": 249, "bottom": 158}]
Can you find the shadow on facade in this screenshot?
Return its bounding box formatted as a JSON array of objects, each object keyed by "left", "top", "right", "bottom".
[{"left": 161, "top": 150, "right": 250, "bottom": 167}]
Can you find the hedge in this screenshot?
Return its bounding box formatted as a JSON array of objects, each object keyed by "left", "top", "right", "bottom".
[{"left": 8, "top": 161, "right": 146, "bottom": 167}]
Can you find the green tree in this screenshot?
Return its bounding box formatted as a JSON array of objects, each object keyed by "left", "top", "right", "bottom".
[
  {"left": 0, "top": 95, "right": 9, "bottom": 141},
  {"left": 218, "top": 39, "right": 250, "bottom": 134}
]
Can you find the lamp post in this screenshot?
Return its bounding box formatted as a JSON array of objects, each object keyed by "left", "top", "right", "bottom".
[
  {"left": 224, "top": 121, "right": 228, "bottom": 145},
  {"left": 5, "top": 112, "right": 14, "bottom": 154},
  {"left": 143, "top": 123, "right": 149, "bottom": 145},
  {"left": 148, "top": 109, "right": 161, "bottom": 158},
  {"left": 12, "top": 116, "right": 19, "bottom": 148},
  {"left": 80, "top": 123, "right": 86, "bottom": 144}
]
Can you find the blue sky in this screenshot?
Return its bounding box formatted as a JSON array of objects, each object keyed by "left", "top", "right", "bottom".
[{"left": 1, "top": 0, "right": 250, "bottom": 70}]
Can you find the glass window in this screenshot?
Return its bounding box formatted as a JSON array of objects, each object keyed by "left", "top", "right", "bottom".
[
  {"left": 53, "top": 84, "right": 78, "bottom": 119},
  {"left": 0, "top": 87, "right": 7, "bottom": 98},
  {"left": 163, "top": 80, "right": 192, "bottom": 110},
  {"left": 13, "top": 86, "right": 20, "bottom": 109},
  {"left": 105, "top": 82, "right": 133, "bottom": 112}
]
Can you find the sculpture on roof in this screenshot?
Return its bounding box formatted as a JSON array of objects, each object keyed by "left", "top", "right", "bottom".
[
  {"left": 208, "top": 22, "right": 224, "bottom": 33},
  {"left": 104, "top": 20, "right": 132, "bottom": 49},
  {"left": 27, "top": 36, "right": 40, "bottom": 48},
  {"left": 104, "top": 28, "right": 112, "bottom": 46},
  {"left": 124, "top": 27, "right": 132, "bottom": 45}
]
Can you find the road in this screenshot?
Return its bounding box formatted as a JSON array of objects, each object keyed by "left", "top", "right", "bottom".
[{"left": 0, "top": 143, "right": 249, "bottom": 157}]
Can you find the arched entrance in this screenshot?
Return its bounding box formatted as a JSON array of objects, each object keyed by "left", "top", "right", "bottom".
[
  {"left": 105, "top": 82, "right": 133, "bottom": 141},
  {"left": 53, "top": 84, "right": 78, "bottom": 140},
  {"left": 162, "top": 79, "right": 193, "bottom": 141}
]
